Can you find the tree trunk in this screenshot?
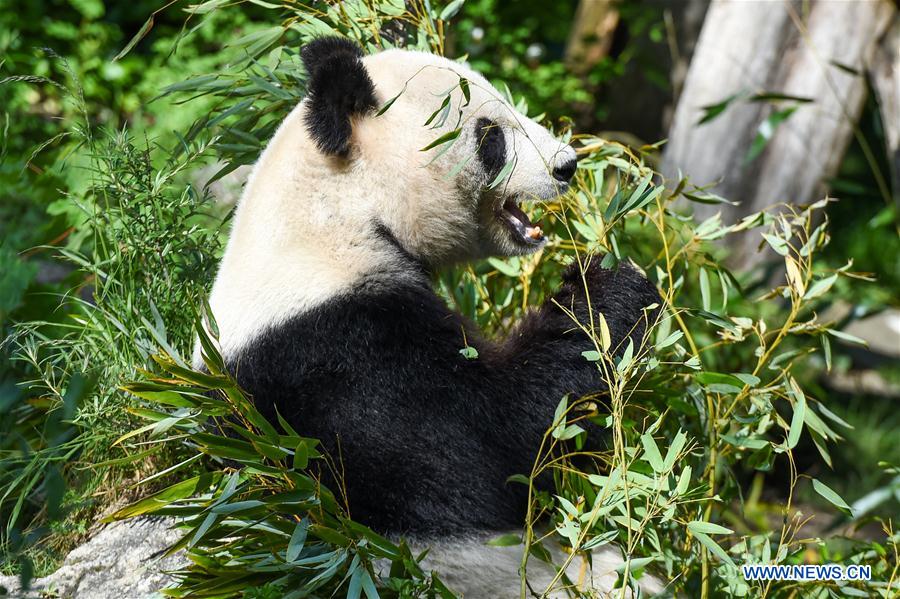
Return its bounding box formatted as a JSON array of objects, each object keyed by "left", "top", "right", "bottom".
[
  {"left": 661, "top": 0, "right": 896, "bottom": 262},
  {"left": 565, "top": 0, "right": 620, "bottom": 75},
  {"left": 871, "top": 16, "right": 900, "bottom": 205}
]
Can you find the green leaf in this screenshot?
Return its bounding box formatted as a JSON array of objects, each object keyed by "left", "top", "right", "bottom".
[
  {"left": 552, "top": 396, "right": 568, "bottom": 432},
  {"left": 839, "top": 587, "right": 875, "bottom": 598},
  {"left": 747, "top": 106, "right": 797, "bottom": 162},
  {"left": 359, "top": 567, "right": 379, "bottom": 599},
  {"left": 682, "top": 190, "right": 739, "bottom": 205},
  {"left": 691, "top": 531, "right": 735, "bottom": 567},
  {"left": 603, "top": 188, "right": 626, "bottom": 221},
  {"left": 486, "top": 257, "right": 520, "bottom": 277},
  {"left": 687, "top": 520, "right": 734, "bottom": 535},
  {"left": 675, "top": 465, "right": 692, "bottom": 495},
  {"left": 827, "top": 329, "right": 868, "bottom": 347},
  {"left": 554, "top": 424, "right": 585, "bottom": 440},
  {"left": 487, "top": 157, "right": 517, "bottom": 189},
  {"left": 443, "top": 154, "right": 475, "bottom": 180},
  {"left": 812, "top": 478, "right": 851, "bottom": 513},
  {"left": 114, "top": 15, "right": 154, "bottom": 61},
  {"left": 596, "top": 311, "right": 612, "bottom": 352},
  {"left": 663, "top": 430, "right": 688, "bottom": 471},
  {"left": 821, "top": 334, "right": 833, "bottom": 372},
  {"left": 309, "top": 524, "right": 351, "bottom": 547},
  {"left": 616, "top": 338, "right": 634, "bottom": 374},
  {"left": 761, "top": 233, "right": 789, "bottom": 256},
  {"left": 641, "top": 433, "right": 665, "bottom": 473},
  {"left": 210, "top": 500, "right": 265, "bottom": 515},
  {"left": 423, "top": 94, "right": 451, "bottom": 127},
  {"left": 106, "top": 473, "right": 221, "bottom": 521},
  {"left": 747, "top": 444, "right": 774, "bottom": 471},
  {"left": 287, "top": 519, "right": 309, "bottom": 561},
  {"left": 614, "top": 556, "right": 655, "bottom": 573},
  {"left": 695, "top": 372, "right": 744, "bottom": 394},
  {"left": 581, "top": 350, "right": 601, "bottom": 362},
  {"left": 697, "top": 92, "right": 743, "bottom": 125},
  {"left": 699, "top": 268, "right": 711, "bottom": 311},
  {"left": 748, "top": 92, "right": 815, "bottom": 104},
  {"left": 190, "top": 512, "right": 217, "bottom": 547},
  {"left": 486, "top": 533, "right": 521, "bottom": 546},
  {"left": 347, "top": 562, "right": 364, "bottom": 599},
  {"left": 506, "top": 474, "right": 530, "bottom": 486},
  {"left": 734, "top": 373, "right": 760, "bottom": 386},
  {"left": 655, "top": 330, "right": 683, "bottom": 350},
  {"left": 375, "top": 86, "right": 406, "bottom": 116},
  {"left": 817, "top": 402, "right": 852, "bottom": 429},
  {"left": 459, "top": 346, "right": 479, "bottom": 360},
  {"left": 293, "top": 440, "right": 309, "bottom": 470},
  {"left": 721, "top": 434, "right": 769, "bottom": 450},
  {"left": 572, "top": 219, "right": 599, "bottom": 241},
  {"left": 420, "top": 128, "right": 460, "bottom": 152},
  {"left": 786, "top": 386, "right": 807, "bottom": 449},
  {"left": 439, "top": 0, "right": 464, "bottom": 20},
  {"left": 458, "top": 77, "right": 470, "bottom": 105}
]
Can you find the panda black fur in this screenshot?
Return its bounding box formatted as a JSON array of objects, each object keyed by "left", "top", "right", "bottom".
[{"left": 202, "top": 37, "right": 663, "bottom": 596}]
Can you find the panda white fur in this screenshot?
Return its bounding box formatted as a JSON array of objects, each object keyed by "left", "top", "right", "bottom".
[{"left": 200, "top": 37, "right": 662, "bottom": 597}]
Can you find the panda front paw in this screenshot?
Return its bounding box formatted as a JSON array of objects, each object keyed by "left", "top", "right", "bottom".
[{"left": 553, "top": 255, "right": 661, "bottom": 355}]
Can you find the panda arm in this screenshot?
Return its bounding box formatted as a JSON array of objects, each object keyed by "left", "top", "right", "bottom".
[
  {"left": 492, "top": 259, "right": 660, "bottom": 391},
  {"left": 459, "top": 260, "right": 660, "bottom": 454}
]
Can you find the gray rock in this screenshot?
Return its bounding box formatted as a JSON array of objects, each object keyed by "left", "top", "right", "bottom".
[
  {"left": 0, "top": 518, "right": 186, "bottom": 599},
  {"left": 842, "top": 308, "right": 900, "bottom": 360}
]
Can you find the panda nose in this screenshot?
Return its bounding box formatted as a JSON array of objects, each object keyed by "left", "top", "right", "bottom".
[{"left": 552, "top": 158, "right": 577, "bottom": 183}]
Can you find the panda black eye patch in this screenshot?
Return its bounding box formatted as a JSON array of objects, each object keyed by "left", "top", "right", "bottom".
[{"left": 475, "top": 118, "right": 506, "bottom": 181}]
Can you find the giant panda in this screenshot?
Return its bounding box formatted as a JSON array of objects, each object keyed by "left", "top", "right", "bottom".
[{"left": 200, "top": 37, "right": 663, "bottom": 597}]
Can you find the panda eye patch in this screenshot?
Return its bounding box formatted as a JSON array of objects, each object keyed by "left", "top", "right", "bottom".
[{"left": 475, "top": 118, "right": 506, "bottom": 180}]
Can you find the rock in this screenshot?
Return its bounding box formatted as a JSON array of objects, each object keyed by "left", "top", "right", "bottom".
[
  {"left": 841, "top": 308, "right": 900, "bottom": 361},
  {"left": 416, "top": 535, "right": 663, "bottom": 598},
  {"left": 0, "top": 519, "right": 663, "bottom": 597},
  {"left": 0, "top": 518, "right": 186, "bottom": 599}
]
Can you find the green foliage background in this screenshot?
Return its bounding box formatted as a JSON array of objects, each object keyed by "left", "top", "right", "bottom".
[{"left": 1, "top": 1, "right": 897, "bottom": 597}]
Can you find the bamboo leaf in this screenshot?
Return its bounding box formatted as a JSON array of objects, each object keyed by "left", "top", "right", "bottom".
[
  {"left": 828, "top": 329, "right": 868, "bottom": 347},
  {"left": 641, "top": 433, "right": 665, "bottom": 473},
  {"left": 812, "top": 478, "right": 851, "bottom": 513},
  {"left": 104, "top": 473, "right": 221, "bottom": 521},
  {"left": 287, "top": 519, "right": 309, "bottom": 561},
  {"left": 663, "top": 430, "right": 688, "bottom": 471},
  {"left": 786, "top": 385, "right": 807, "bottom": 449},
  {"left": 487, "top": 533, "right": 521, "bottom": 546},
  {"left": 596, "top": 312, "right": 611, "bottom": 352},
  {"left": 487, "top": 156, "right": 517, "bottom": 189},
  {"left": 691, "top": 531, "right": 735, "bottom": 567},
  {"left": 785, "top": 256, "right": 806, "bottom": 297},
  {"left": 699, "top": 268, "right": 711, "bottom": 311},
  {"left": 687, "top": 520, "right": 734, "bottom": 535},
  {"left": 420, "top": 128, "right": 460, "bottom": 152},
  {"left": 439, "top": 0, "right": 464, "bottom": 20}
]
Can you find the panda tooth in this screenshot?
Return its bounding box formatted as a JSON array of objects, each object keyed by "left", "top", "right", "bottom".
[{"left": 526, "top": 226, "right": 544, "bottom": 240}]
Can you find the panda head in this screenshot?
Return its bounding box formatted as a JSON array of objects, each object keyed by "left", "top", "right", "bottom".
[{"left": 299, "top": 37, "right": 577, "bottom": 263}]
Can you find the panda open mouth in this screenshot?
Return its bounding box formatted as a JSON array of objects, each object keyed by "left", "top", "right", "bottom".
[{"left": 499, "top": 198, "right": 545, "bottom": 245}]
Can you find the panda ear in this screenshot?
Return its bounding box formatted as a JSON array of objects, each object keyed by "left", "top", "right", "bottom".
[{"left": 301, "top": 37, "right": 377, "bottom": 156}]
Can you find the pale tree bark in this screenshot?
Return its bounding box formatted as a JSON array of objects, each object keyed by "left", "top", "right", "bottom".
[
  {"left": 871, "top": 16, "right": 900, "bottom": 204},
  {"left": 565, "top": 0, "right": 620, "bottom": 75},
  {"left": 661, "top": 0, "right": 896, "bottom": 262}
]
